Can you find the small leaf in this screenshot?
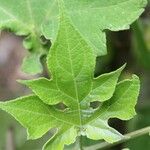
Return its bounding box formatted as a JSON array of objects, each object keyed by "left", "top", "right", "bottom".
[{"left": 21, "top": 54, "right": 42, "bottom": 75}]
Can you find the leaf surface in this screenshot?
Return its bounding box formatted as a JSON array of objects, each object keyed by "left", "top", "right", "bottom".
[
  {"left": 0, "top": 0, "right": 147, "bottom": 74},
  {"left": 85, "top": 75, "right": 140, "bottom": 142},
  {"left": 0, "top": 9, "right": 140, "bottom": 150}
]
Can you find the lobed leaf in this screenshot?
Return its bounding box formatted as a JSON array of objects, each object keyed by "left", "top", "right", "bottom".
[
  {"left": 85, "top": 75, "right": 140, "bottom": 142},
  {"left": 0, "top": 5, "right": 141, "bottom": 150}
]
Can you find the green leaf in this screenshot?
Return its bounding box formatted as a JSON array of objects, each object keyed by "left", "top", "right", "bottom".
[
  {"left": 0, "top": 0, "right": 147, "bottom": 74},
  {"left": 21, "top": 53, "right": 43, "bottom": 75},
  {"left": 0, "top": 0, "right": 57, "bottom": 74},
  {"left": 0, "top": 109, "right": 26, "bottom": 150},
  {"left": 85, "top": 75, "right": 140, "bottom": 143},
  {"left": 85, "top": 119, "right": 124, "bottom": 143},
  {"left": 0, "top": 95, "right": 55, "bottom": 139},
  {"left": 0, "top": 9, "right": 140, "bottom": 150},
  {"left": 43, "top": 126, "right": 77, "bottom": 150},
  {"left": 81, "top": 65, "right": 126, "bottom": 104},
  {"left": 20, "top": 64, "right": 125, "bottom": 109},
  {"left": 100, "top": 75, "right": 140, "bottom": 120},
  {"left": 56, "top": 0, "right": 147, "bottom": 56},
  {"left": 131, "top": 20, "right": 150, "bottom": 70}
]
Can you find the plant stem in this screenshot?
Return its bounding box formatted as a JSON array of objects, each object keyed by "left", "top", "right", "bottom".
[
  {"left": 84, "top": 126, "right": 150, "bottom": 150},
  {"left": 79, "top": 136, "right": 84, "bottom": 150}
]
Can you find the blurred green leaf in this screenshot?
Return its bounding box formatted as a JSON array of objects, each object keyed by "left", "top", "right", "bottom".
[
  {"left": 131, "top": 20, "right": 150, "bottom": 70},
  {"left": 0, "top": 0, "right": 147, "bottom": 74},
  {"left": 0, "top": 109, "right": 26, "bottom": 150}
]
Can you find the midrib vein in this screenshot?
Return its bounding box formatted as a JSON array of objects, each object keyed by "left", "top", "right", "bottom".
[
  {"left": 64, "top": 21, "right": 82, "bottom": 126},
  {"left": 55, "top": 47, "right": 79, "bottom": 104}
]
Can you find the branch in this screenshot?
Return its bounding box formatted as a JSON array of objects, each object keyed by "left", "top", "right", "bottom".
[{"left": 84, "top": 126, "right": 150, "bottom": 150}]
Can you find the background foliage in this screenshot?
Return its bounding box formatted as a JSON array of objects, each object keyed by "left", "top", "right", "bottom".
[{"left": 0, "top": 1, "right": 150, "bottom": 150}]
